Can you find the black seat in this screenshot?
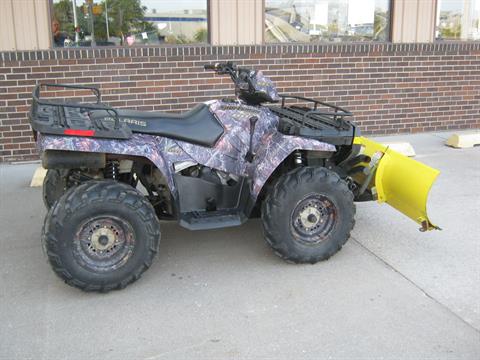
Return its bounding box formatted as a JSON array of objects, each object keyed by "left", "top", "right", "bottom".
[{"left": 96, "top": 104, "right": 224, "bottom": 147}]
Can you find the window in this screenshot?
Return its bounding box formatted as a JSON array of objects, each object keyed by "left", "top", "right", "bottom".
[
  {"left": 436, "top": 0, "right": 480, "bottom": 40},
  {"left": 51, "top": 0, "right": 208, "bottom": 47},
  {"left": 265, "top": 0, "right": 391, "bottom": 43}
]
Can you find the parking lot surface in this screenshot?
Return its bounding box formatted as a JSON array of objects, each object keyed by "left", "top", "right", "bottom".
[{"left": 1, "top": 131, "right": 479, "bottom": 359}]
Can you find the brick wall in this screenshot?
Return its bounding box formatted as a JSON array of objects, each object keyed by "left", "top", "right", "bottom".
[{"left": 1, "top": 42, "right": 479, "bottom": 162}]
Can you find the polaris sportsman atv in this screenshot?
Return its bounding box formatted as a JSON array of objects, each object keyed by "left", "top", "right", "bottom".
[{"left": 30, "top": 62, "right": 439, "bottom": 292}]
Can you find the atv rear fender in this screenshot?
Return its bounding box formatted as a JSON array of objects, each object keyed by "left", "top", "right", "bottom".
[{"left": 38, "top": 133, "right": 177, "bottom": 194}]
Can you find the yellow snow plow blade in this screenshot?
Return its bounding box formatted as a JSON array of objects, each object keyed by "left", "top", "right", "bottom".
[{"left": 353, "top": 137, "right": 440, "bottom": 231}]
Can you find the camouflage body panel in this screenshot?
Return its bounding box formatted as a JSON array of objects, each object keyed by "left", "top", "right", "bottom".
[
  {"left": 38, "top": 133, "right": 186, "bottom": 193},
  {"left": 38, "top": 100, "right": 335, "bottom": 200},
  {"left": 248, "top": 131, "right": 335, "bottom": 196}
]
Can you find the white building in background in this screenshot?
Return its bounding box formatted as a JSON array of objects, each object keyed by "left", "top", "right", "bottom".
[{"left": 144, "top": 10, "right": 208, "bottom": 43}]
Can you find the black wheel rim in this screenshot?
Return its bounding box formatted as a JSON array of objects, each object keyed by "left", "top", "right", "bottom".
[
  {"left": 290, "top": 193, "right": 338, "bottom": 245},
  {"left": 73, "top": 216, "right": 136, "bottom": 273}
]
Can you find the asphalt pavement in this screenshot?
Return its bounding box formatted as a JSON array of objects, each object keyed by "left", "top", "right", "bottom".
[{"left": 1, "top": 131, "right": 479, "bottom": 360}]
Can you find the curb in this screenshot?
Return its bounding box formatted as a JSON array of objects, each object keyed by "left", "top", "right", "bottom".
[
  {"left": 446, "top": 132, "right": 480, "bottom": 148},
  {"left": 30, "top": 167, "right": 47, "bottom": 187},
  {"left": 381, "top": 142, "right": 416, "bottom": 157}
]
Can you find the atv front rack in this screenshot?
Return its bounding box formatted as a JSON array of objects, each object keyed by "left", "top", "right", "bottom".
[
  {"left": 269, "top": 95, "right": 356, "bottom": 146},
  {"left": 30, "top": 83, "right": 132, "bottom": 139}
]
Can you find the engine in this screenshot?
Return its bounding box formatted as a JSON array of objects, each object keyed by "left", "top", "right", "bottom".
[{"left": 172, "top": 161, "right": 238, "bottom": 186}]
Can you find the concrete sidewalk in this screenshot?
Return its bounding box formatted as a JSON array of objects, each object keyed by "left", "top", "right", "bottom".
[{"left": 0, "top": 131, "right": 479, "bottom": 360}]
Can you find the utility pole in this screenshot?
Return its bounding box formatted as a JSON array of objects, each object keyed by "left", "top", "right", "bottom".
[
  {"left": 72, "top": 0, "right": 80, "bottom": 43},
  {"left": 105, "top": 0, "right": 110, "bottom": 41},
  {"left": 461, "top": 0, "right": 472, "bottom": 40},
  {"left": 87, "top": 0, "right": 96, "bottom": 46}
]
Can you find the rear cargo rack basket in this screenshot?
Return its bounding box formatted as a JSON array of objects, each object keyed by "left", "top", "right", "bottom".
[{"left": 29, "top": 83, "right": 131, "bottom": 139}]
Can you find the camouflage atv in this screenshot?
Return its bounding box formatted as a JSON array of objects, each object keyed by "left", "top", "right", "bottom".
[{"left": 30, "top": 62, "right": 439, "bottom": 292}]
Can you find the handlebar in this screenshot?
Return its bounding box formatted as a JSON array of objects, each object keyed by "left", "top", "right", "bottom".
[
  {"left": 203, "top": 62, "right": 254, "bottom": 91},
  {"left": 203, "top": 62, "right": 237, "bottom": 73}
]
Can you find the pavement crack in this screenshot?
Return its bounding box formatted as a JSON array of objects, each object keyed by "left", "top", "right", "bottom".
[
  {"left": 142, "top": 339, "right": 212, "bottom": 360},
  {"left": 351, "top": 236, "right": 480, "bottom": 334},
  {"left": 430, "top": 133, "right": 450, "bottom": 140}
]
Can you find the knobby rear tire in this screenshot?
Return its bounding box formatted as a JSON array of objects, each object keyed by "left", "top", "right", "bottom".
[{"left": 42, "top": 180, "right": 161, "bottom": 292}]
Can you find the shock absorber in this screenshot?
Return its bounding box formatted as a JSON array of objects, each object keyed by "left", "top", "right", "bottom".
[
  {"left": 293, "top": 150, "right": 305, "bottom": 167},
  {"left": 104, "top": 161, "right": 119, "bottom": 180}
]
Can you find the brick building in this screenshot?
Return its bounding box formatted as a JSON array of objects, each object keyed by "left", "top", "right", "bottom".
[{"left": 0, "top": 0, "right": 479, "bottom": 162}]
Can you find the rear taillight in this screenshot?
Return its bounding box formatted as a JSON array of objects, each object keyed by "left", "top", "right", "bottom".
[{"left": 63, "top": 129, "right": 95, "bottom": 137}]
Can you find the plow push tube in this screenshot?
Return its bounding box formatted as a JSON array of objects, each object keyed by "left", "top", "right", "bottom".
[{"left": 353, "top": 137, "right": 440, "bottom": 231}]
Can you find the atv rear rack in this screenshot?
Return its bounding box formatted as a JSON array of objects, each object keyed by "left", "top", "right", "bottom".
[
  {"left": 30, "top": 83, "right": 132, "bottom": 139},
  {"left": 269, "top": 95, "right": 356, "bottom": 146}
]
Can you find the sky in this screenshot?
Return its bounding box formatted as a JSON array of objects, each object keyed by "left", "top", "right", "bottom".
[
  {"left": 54, "top": 0, "right": 480, "bottom": 18},
  {"left": 439, "top": 0, "right": 480, "bottom": 12},
  {"left": 137, "top": 0, "right": 207, "bottom": 12},
  {"left": 55, "top": 0, "right": 208, "bottom": 12}
]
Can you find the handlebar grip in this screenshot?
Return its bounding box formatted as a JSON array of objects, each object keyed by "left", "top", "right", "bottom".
[{"left": 204, "top": 64, "right": 218, "bottom": 70}]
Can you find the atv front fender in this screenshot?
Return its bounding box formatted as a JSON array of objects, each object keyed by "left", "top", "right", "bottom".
[
  {"left": 249, "top": 132, "right": 335, "bottom": 198},
  {"left": 353, "top": 137, "right": 440, "bottom": 231}
]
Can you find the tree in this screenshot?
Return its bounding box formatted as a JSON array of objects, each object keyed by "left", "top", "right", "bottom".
[
  {"left": 194, "top": 28, "right": 208, "bottom": 43},
  {"left": 53, "top": 0, "right": 155, "bottom": 43},
  {"left": 374, "top": 9, "right": 389, "bottom": 41},
  {"left": 106, "top": 0, "right": 155, "bottom": 38},
  {"left": 53, "top": 0, "right": 74, "bottom": 33}
]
